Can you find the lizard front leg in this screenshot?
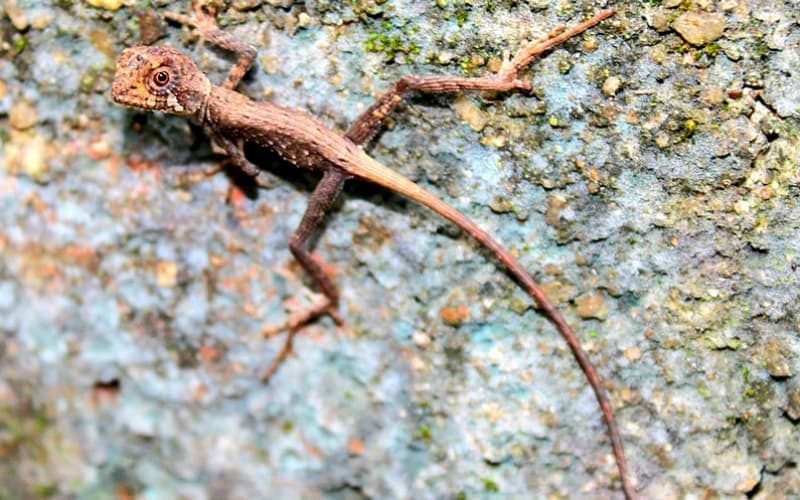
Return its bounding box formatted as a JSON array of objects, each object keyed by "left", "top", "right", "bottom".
[
  {"left": 164, "top": 4, "right": 269, "bottom": 190},
  {"left": 346, "top": 8, "right": 616, "bottom": 145},
  {"left": 261, "top": 169, "right": 346, "bottom": 382},
  {"left": 164, "top": 0, "right": 257, "bottom": 90},
  {"left": 210, "top": 132, "right": 272, "bottom": 188}
]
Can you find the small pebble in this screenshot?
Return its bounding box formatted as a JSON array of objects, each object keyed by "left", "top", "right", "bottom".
[
  {"left": 786, "top": 385, "right": 800, "bottom": 421},
  {"left": 540, "top": 280, "right": 576, "bottom": 305},
  {"left": 4, "top": 0, "right": 29, "bottom": 30},
  {"left": 623, "top": 346, "right": 642, "bottom": 362},
  {"left": 86, "top": 139, "right": 112, "bottom": 161},
  {"left": 440, "top": 306, "right": 469, "bottom": 327},
  {"left": 437, "top": 51, "right": 456, "bottom": 65},
  {"left": 575, "top": 291, "right": 609, "bottom": 320},
  {"left": 480, "top": 135, "right": 507, "bottom": 148},
  {"left": 137, "top": 9, "right": 166, "bottom": 45},
  {"left": 266, "top": 0, "right": 296, "bottom": 7},
  {"left": 85, "top": 0, "right": 124, "bottom": 11},
  {"left": 453, "top": 96, "right": 487, "bottom": 132},
  {"left": 545, "top": 194, "right": 566, "bottom": 226},
  {"left": 701, "top": 86, "right": 725, "bottom": 106},
  {"left": 298, "top": 12, "right": 312, "bottom": 28},
  {"left": 672, "top": 11, "right": 727, "bottom": 46},
  {"left": 602, "top": 76, "right": 622, "bottom": 97},
  {"left": 764, "top": 339, "right": 792, "bottom": 378},
  {"left": 156, "top": 261, "right": 179, "bottom": 287},
  {"left": 4, "top": 131, "right": 50, "bottom": 181},
  {"left": 583, "top": 36, "right": 600, "bottom": 52},
  {"left": 9, "top": 100, "right": 38, "bottom": 130},
  {"left": 646, "top": 8, "right": 670, "bottom": 33},
  {"left": 655, "top": 132, "right": 670, "bottom": 149},
  {"left": 412, "top": 331, "right": 431, "bottom": 349}
]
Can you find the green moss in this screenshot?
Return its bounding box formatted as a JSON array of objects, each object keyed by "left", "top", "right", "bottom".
[
  {"left": 13, "top": 35, "right": 27, "bottom": 54},
  {"left": 415, "top": 424, "right": 433, "bottom": 443},
  {"left": 363, "top": 19, "right": 421, "bottom": 61},
  {"left": 481, "top": 477, "right": 500, "bottom": 493},
  {"left": 753, "top": 41, "right": 770, "bottom": 60},
  {"left": 34, "top": 485, "right": 58, "bottom": 497},
  {"left": 744, "top": 381, "right": 774, "bottom": 406},
  {"left": 80, "top": 64, "right": 112, "bottom": 94},
  {"left": 456, "top": 7, "right": 470, "bottom": 26},
  {"left": 703, "top": 42, "right": 720, "bottom": 58}
]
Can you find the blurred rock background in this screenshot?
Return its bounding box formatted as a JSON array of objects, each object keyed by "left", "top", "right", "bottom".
[{"left": 0, "top": 0, "right": 798, "bottom": 498}]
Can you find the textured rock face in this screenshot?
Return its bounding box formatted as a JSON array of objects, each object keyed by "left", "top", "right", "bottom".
[
  {"left": 672, "top": 11, "right": 727, "bottom": 46},
  {"left": 1, "top": 1, "right": 800, "bottom": 498}
]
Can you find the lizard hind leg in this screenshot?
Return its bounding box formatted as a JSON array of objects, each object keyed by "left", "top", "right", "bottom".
[
  {"left": 260, "top": 170, "right": 347, "bottom": 382},
  {"left": 345, "top": 7, "right": 617, "bottom": 146}
]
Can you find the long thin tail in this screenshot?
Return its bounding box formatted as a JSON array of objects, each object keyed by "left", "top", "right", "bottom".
[{"left": 343, "top": 153, "right": 635, "bottom": 498}]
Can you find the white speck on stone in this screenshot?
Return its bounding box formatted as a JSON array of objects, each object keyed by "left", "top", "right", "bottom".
[
  {"left": 412, "top": 331, "right": 431, "bottom": 349},
  {"left": 437, "top": 51, "right": 456, "bottom": 65},
  {"left": 297, "top": 12, "right": 313, "bottom": 28},
  {"left": 602, "top": 76, "right": 622, "bottom": 97}
]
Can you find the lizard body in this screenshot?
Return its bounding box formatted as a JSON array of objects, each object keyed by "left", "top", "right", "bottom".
[{"left": 111, "top": 3, "right": 635, "bottom": 497}]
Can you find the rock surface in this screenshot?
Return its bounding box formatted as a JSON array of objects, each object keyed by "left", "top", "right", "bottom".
[{"left": 1, "top": 1, "right": 799, "bottom": 498}]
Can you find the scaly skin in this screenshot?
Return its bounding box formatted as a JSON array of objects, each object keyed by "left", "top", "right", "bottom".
[{"left": 111, "top": 5, "right": 635, "bottom": 497}]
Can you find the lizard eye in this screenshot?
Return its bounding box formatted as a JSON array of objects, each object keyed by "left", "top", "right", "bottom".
[{"left": 152, "top": 70, "right": 170, "bottom": 87}]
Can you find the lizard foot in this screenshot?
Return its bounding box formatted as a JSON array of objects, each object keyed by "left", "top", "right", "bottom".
[
  {"left": 261, "top": 329, "right": 296, "bottom": 383},
  {"left": 163, "top": 0, "right": 221, "bottom": 38},
  {"left": 172, "top": 162, "right": 224, "bottom": 186},
  {"left": 262, "top": 295, "right": 342, "bottom": 339},
  {"left": 260, "top": 296, "right": 343, "bottom": 383}
]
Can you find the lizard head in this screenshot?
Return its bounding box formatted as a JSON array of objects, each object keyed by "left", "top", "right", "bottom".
[{"left": 111, "top": 46, "right": 211, "bottom": 118}]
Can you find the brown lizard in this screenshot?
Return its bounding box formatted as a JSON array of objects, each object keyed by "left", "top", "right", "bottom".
[{"left": 111, "top": 2, "right": 635, "bottom": 497}]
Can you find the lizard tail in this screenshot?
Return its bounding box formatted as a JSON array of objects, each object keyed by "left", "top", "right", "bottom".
[{"left": 343, "top": 153, "right": 635, "bottom": 498}]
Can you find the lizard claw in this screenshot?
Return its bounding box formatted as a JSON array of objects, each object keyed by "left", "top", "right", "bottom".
[
  {"left": 259, "top": 296, "right": 342, "bottom": 384},
  {"left": 164, "top": 0, "right": 220, "bottom": 37},
  {"left": 261, "top": 295, "right": 340, "bottom": 338},
  {"left": 510, "top": 79, "right": 532, "bottom": 92},
  {"left": 173, "top": 163, "right": 224, "bottom": 186}
]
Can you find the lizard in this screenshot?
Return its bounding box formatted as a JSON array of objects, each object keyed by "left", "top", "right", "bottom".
[{"left": 110, "top": 2, "right": 635, "bottom": 497}]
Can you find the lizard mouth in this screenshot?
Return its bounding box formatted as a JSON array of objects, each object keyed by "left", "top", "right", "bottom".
[
  {"left": 111, "top": 91, "right": 149, "bottom": 110},
  {"left": 110, "top": 92, "right": 137, "bottom": 108},
  {"left": 110, "top": 87, "right": 150, "bottom": 111}
]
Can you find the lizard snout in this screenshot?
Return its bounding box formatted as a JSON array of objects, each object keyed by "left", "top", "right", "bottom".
[{"left": 110, "top": 47, "right": 158, "bottom": 110}]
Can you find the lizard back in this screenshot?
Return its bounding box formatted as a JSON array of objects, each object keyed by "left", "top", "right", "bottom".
[{"left": 205, "top": 86, "right": 363, "bottom": 173}]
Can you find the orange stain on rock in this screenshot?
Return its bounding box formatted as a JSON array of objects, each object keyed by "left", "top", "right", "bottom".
[{"left": 440, "top": 306, "right": 470, "bottom": 327}]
